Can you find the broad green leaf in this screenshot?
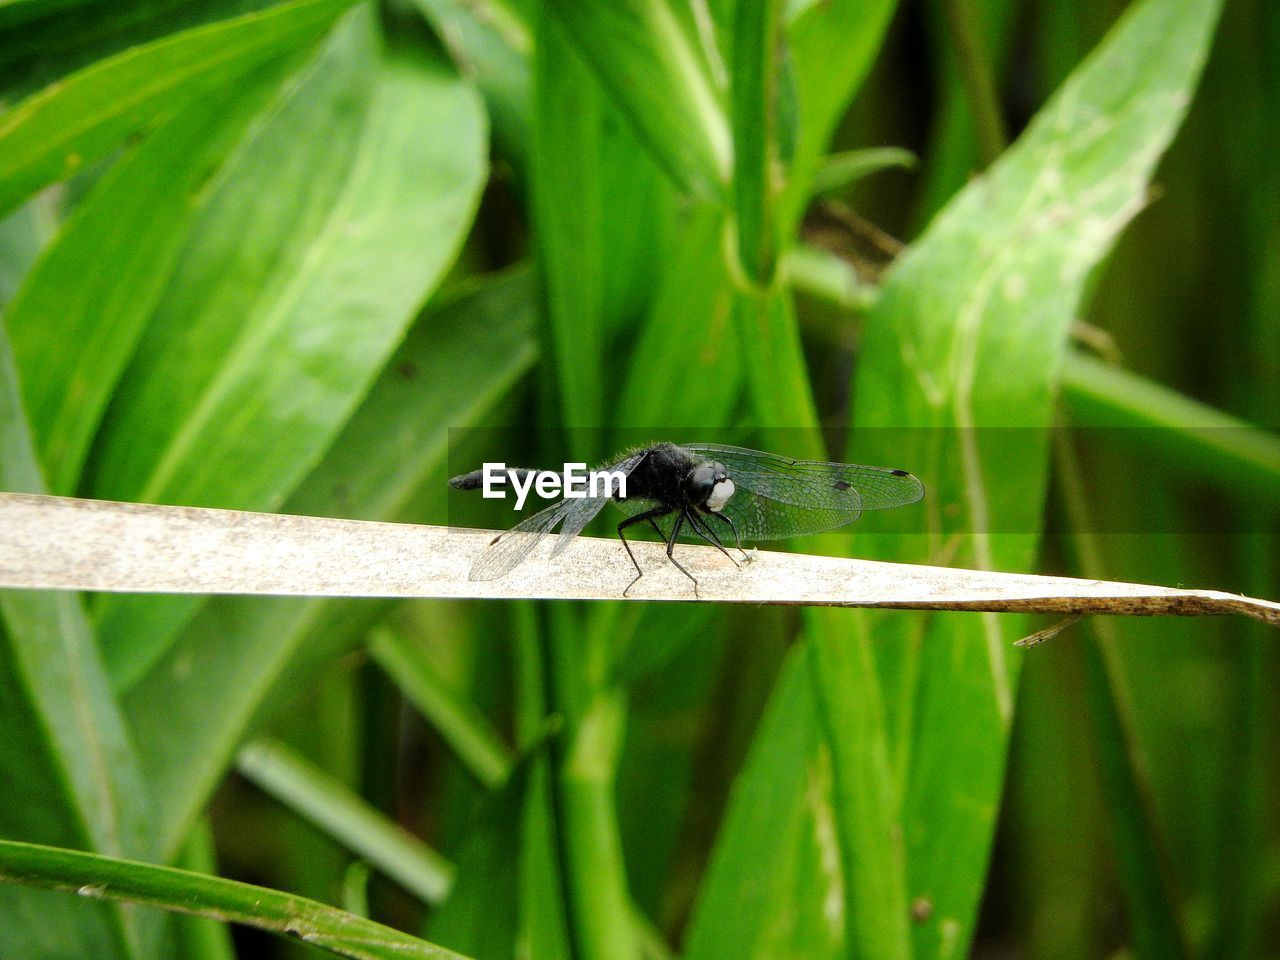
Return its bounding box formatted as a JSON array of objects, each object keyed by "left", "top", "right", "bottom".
[
  {"left": 426, "top": 763, "right": 527, "bottom": 958},
  {"left": 0, "top": 1, "right": 285, "bottom": 103},
  {"left": 120, "top": 271, "right": 536, "bottom": 859},
  {"left": 0, "top": 0, "right": 356, "bottom": 219},
  {"left": 0, "top": 0, "right": 115, "bottom": 33},
  {"left": 7, "top": 62, "right": 291, "bottom": 495},
  {"left": 529, "top": 14, "right": 605, "bottom": 436},
  {"left": 613, "top": 207, "right": 742, "bottom": 430},
  {"left": 0, "top": 192, "right": 57, "bottom": 304},
  {"left": 685, "top": 646, "right": 844, "bottom": 960},
  {"left": 542, "top": 0, "right": 730, "bottom": 198},
  {"left": 91, "top": 19, "right": 489, "bottom": 687},
  {"left": 848, "top": 0, "right": 1225, "bottom": 955},
  {"left": 0, "top": 324, "right": 154, "bottom": 956},
  {"left": 0, "top": 839, "right": 471, "bottom": 960}
]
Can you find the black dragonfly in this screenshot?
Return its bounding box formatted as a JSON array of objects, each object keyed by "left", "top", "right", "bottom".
[{"left": 450, "top": 442, "right": 924, "bottom": 595}]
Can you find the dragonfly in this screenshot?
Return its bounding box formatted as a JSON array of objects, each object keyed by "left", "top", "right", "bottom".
[{"left": 450, "top": 442, "right": 924, "bottom": 595}]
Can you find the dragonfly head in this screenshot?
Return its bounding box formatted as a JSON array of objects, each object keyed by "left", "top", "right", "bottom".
[{"left": 690, "top": 461, "right": 735, "bottom": 513}]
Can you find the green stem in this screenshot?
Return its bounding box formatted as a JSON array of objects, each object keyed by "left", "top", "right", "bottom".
[
  {"left": 940, "top": 0, "right": 1008, "bottom": 163},
  {"left": 731, "top": 0, "right": 784, "bottom": 283}
]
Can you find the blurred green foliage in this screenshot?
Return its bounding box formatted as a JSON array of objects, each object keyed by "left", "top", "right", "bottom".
[{"left": 0, "top": 0, "right": 1277, "bottom": 958}]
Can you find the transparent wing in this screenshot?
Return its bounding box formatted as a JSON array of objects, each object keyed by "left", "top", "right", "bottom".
[
  {"left": 468, "top": 498, "right": 574, "bottom": 581},
  {"left": 468, "top": 451, "right": 648, "bottom": 579},
  {"left": 548, "top": 450, "right": 647, "bottom": 557},
  {"left": 681, "top": 443, "right": 924, "bottom": 541}
]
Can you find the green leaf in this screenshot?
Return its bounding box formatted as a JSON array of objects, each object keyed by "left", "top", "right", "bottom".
[
  {"left": 529, "top": 15, "right": 606, "bottom": 434},
  {"left": 0, "top": 0, "right": 356, "bottom": 219},
  {"left": 426, "top": 762, "right": 527, "bottom": 958},
  {"left": 542, "top": 0, "right": 730, "bottom": 197},
  {"left": 0, "top": 1, "right": 288, "bottom": 104},
  {"left": 120, "top": 270, "right": 536, "bottom": 860},
  {"left": 0, "top": 310, "right": 155, "bottom": 957},
  {"left": 1061, "top": 353, "right": 1280, "bottom": 506},
  {"left": 685, "top": 646, "right": 844, "bottom": 960},
  {"left": 0, "top": 839, "right": 472, "bottom": 960},
  {"left": 809, "top": 146, "right": 918, "bottom": 197},
  {"left": 91, "top": 20, "right": 489, "bottom": 687},
  {"left": 369, "top": 625, "right": 513, "bottom": 790},
  {"left": 779, "top": 0, "right": 899, "bottom": 229},
  {"left": 410, "top": 0, "right": 531, "bottom": 173},
  {"left": 7, "top": 61, "right": 291, "bottom": 495},
  {"left": 848, "top": 0, "right": 1225, "bottom": 955},
  {"left": 236, "top": 739, "right": 456, "bottom": 905},
  {"left": 169, "top": 821, "right": 236, "bottom": 960},
  {"left": 613, "top": 206, "right": 742, "bottom": 430},
  {"left": 806, "top": 612, "right": 912, "bottom": 960}
]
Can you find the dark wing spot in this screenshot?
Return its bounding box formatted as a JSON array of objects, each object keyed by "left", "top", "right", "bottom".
[
  {"left": 833, "top": 479, "right": 852, "bottom": 490},
  {"left": 891, "top": 469, "right": 909, "bottom": 476}
]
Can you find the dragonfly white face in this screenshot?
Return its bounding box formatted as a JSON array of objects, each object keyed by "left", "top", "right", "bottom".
[{"left": 706, "top": 477, "right": 735, "bottom": 513}]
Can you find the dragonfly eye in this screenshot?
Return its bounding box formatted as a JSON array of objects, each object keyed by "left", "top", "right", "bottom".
[{"left": 689, "top": 462, "right": 734, "bottom": 511}]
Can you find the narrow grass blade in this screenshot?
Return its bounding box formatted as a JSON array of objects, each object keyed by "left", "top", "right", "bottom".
[
  {"left": 0, "top": 318, "right": 154, "bottom": 958},
  {"left": 542, "top": 0, "right": 729, "bottom": 196},
  {"left": 1061, "top": 353, "right": 1280, "bottom": 505},
  {"left": 369, "top": 625, "right": 512, "bottom": 789},
  {"left": 809, "top": 146, "right": 918, "bottom": 197},
  {"left": 169, "top": 821, "right": 235, "bottom": 960},
  {"left": 0, "top": 840, "right": 471, "bottom": 960},
  {"left": 236, "top": 739, "right": 455, "bottom": 905}
]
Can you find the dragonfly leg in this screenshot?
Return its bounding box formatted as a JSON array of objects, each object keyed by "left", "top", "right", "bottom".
[
  {"left": 708, "top": 511, "right": 750, "bottom": 561},
  {"left": 687, "top": 512, "right": 740, "bottom": 568},
  {"left": 665, "top": 510, "right": 700, "bottom": 597},
  {"left": 618, "top": 506, "right": 674, "bottom": 596}
]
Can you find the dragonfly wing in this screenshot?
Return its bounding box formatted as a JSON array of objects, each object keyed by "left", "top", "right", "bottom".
[
  {"left": 549, "top": 450, "right": 649, "bottom": 557},
  {"left": 468, "top": 498, "right": 574, "bottom": 580},
  {"left": 682, "top": 443, "right": 924, "bottom": 541}
]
